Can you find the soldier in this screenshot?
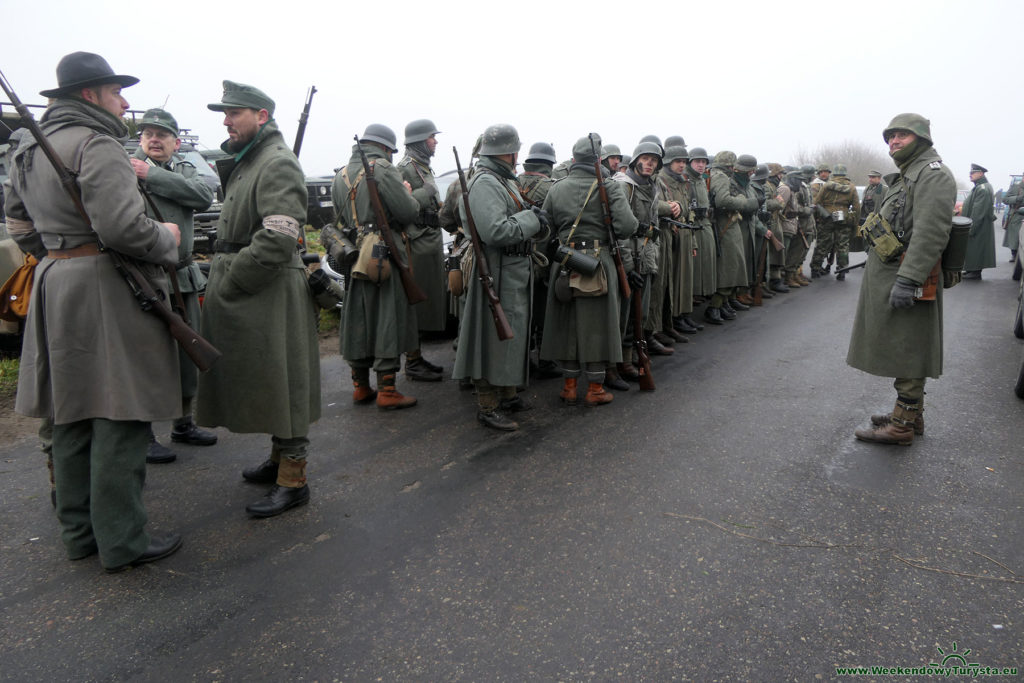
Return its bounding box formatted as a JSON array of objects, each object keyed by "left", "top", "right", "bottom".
[
  {"left": 732, "top": 154, "right": 759, "bottom": 307},
  {"left": 335, "top": 124, "right": 421, "bottom": 409},
  {"left": 1002, "top": 174, "right": 1023, "bottom": 262},
  {"left": 685, "top": 147, "right": 714, "bottom": 326},
  {"left": 540, "top": 135, "right": 637, "bottom": 406},
  {"left": 961, "top": 163, "right": 997, "bottom": 279},
  {"left": 198, "top": 81, "right": 320, "bottom": 517},
  {"left": 810, "top": 163, "right": 861, "bottom": 280},
  {"left": 4, "top": 52, "right": 182, "bottom": 570},
  {"left": 860, "top": 170, "right": 888, "bottom": 224},
  {"left": 762, "top": 163, "right": 788, "bottom": 293},
  {"left": 614, "top": 141, "right": 670, "bottom": 357},
  {"left": 454, "top": 124, "right": 546, "bottom": 431},
  {"left": 657, "top": 144, "right": 699, "bottom": 335},
  {"left": 750, "top": 163, "right": 783, "bottom": 299},
  {"left": 517, "top": 141, "right": 560, "bottom": 380},
  {"left": 650, "top": 144, "right": 689, "bottom": 347},
  {"left": 786, "top": 165, "right": 817, "bottom": 287},
  {"left": 848, "top": 113, "right": 956, "bottom": 446},
  {"left": 705, "top": 151, "right": 757, "bottom": 324},
  {"left": 130, "top": 108, "right": 217, "bottom": 464},
  {"left": 601, "top": 144, "right": 623, "bottom": 175},
  {"left": 397, "top": 119, "right": 445, "bottom": 381}
]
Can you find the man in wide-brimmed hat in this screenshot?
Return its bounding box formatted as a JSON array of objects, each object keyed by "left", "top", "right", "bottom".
[{"left": 3, "top": 51, "right": 184, "bottom": 572}]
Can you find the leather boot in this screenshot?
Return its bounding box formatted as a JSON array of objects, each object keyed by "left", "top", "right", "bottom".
[
  {"left": 351, "top": 368, "right": 377, "bottom": 404},
  {"left": 796, "top": 271, "right": 811, "bottom": 285},
  {"left": 618, "top": 362, "right": 640, "bottom": 381},
  {"left": 664, "top": 327, "right": 689, "bottom": 343},
  {"left": 405, "top": 357, "right": 443, "bottom": 382},
  {"left": 770, "top": 278, "right": 790, "bottom": 293},
  {"left": 682, "top": 314, "right": 703, "bottom": 331},
  {"left": 729, "top": 297, "right": 750, "bottom": 311},
  {"left": 560, "top": 377, "right": 579, "bottom": 405},
  {"left": 855, "top": 399, "right": 918, "bottom": 446},
  {"left": 647, "top": 335, "right": 674, "bottom": 356},
  {"left": 703, "top": 307, "right": 724, "bottom": 325},
  {"left": 584, "top": 382, "right": 614, "bottom": 407},
  {"left": 736, "top": 293, "right": 755, "bottom": 306},
  {"left": 604, "top": 368, "right": 629, "bottom": 391},
  {"left": 810, "top": 266, "right": 823, "bottom": 278},
  {"left": 871, "top": 410, "right": 925, "bottom": 435},
  {"left": 477, "top": 409, "right": 519, "bottom": 431},
  {"left": 785, "top": 273, "right": 802, "bottom": 288},
  {"left": 246, "top": 458, "right": 310, "bottom": 518},
  {"left": 673, "top": 315, "right": 698, "bottom": 334},
  {"left": 147, "top": 432, "right": 176, "bottom": 464},
  {"left": 719, "top": 305, "right": 736, "bottom": 320},
  {"left": 376, "top": 373, "right": 417, "bottom": 410},
  {"left": 242, "top": 457, "right": 280, "bottom": 484},
  {"left": 171, "top": 416, "right": 218, "bottom": 446},
  {"left": 652, "top": 331, "right": 675, "bottom": 347}
]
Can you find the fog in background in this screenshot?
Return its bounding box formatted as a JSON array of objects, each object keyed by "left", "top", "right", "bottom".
[{"left": 5, "top": 0, "right": 1022, "bottom": 190}]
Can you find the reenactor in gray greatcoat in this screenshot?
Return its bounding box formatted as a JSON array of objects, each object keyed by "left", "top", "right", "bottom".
[
  {"left": 684, "top": 147, "right": 714, "bottom": 326},
  {"left": 4, "top": 52, "right": 183, "bottom": 570},
  {"left": 130, "top": 108, "right": 217, "bottom": 463},
  {"left": 397, "top": 119, "right": 446, "bottom": 381}
]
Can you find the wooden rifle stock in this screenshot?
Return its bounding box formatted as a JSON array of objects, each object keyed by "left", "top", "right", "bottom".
[
  {"left": 0, "top": 70, "right": 221, "bottom": 372},
  {"left": 753, "top": 236, "right": 768, "bottom": 306},
  {"left": 353, "top": 135, "right": 427, "bottom": 305},
  {"left": 588, "top": 134, "right": 630, "bottom": 299},
  {"left": 631, "top": 267, "right": 654, "bottom": 391},
  {"left": 453, "top": 147, "right": 514, "bottom": 341},
  {"left": 137, "top": 178, "right": 190, "bottom": 324}
]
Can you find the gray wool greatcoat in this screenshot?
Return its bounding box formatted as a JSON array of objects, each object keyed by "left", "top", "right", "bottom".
[
  {"left": 196, "top": 121, "right": 320, "bottom": 438},
  {"left": 397, "top": 153, "right": 447, "bottom": 333},
  {"left": 335, "top": 144, "right": 421, "bottom": 367},
  {"left": 453, "top": 156, "right": 541, "bottom": 386},
  {"left": 846, "top": 146, "right": 956, "bottom": 379},
  {"left": 709, "top": 168, "right": 755, "bottom": 290},
  {"left": 3, "top": 99, "right": 180, "bottom": 423},
  {"left": 685, "top": 164, "right": 717, "bottom": 296},
  {"left": 961, "top": 174, "right": 996, "bottom": 271},
  {"left": 540, "top": 164, "right": 638, "bottom": 364}
]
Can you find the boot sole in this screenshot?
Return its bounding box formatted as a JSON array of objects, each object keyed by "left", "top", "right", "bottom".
[
  {"left": 378, "top": 401, "right": 418, "bottom": 410},
  {"left": 247, "top": 494, "right": 310, "bottom": 518},
  {"left": 854, "top": 432, "right": 913, "bottom": 446}
]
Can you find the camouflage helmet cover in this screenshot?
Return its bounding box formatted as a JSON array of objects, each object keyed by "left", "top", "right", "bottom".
[
  {"left": 478, "top": 123, "right": 521, "bottom": 156},
  {"left": 832, "top": 163, "right": 848, "bottom": 176},
  {"left": 767, "top": 162, "right": 784, "bottom": 176},
  {"left": 713, "top": 150, "right": 737, "bottom": 168},
  {"left": 882, "top": 112, "right": 932, "bottom": 144},
  {"left": 816, "top": 163, "right": 831, "bottom": 173},
  {"left": 404, "top": 118, "right": 440, "bottom": 144}
]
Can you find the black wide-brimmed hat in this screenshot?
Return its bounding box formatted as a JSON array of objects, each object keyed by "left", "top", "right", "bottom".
[{"left": 40, "top": 52, "right": 139, "bottom": 98}]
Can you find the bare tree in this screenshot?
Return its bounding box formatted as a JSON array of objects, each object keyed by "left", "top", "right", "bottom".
[{"left": 792, "top": 139, "right": 897, "bottom": 186}]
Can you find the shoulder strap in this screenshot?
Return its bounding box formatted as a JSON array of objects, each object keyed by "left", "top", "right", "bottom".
[{"left": 341, "top": 166, "right": 367, "bottom": 226}]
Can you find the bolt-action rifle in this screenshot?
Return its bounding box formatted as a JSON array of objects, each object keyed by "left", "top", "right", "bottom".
[
  {"left": 453, "top": 146, "right": 513, "bottom": 341},
  {"left": 292, "top": 85, "right": 316, "bottom": 158},
  {"left": 354, "top": 135, "right": 427, "bottom": 305},
  {"left": 588, "top": 134, "right": 630, "bottom": 299},
  {"left": 0, "top": 69, "right": 221, "bottom": 372}
]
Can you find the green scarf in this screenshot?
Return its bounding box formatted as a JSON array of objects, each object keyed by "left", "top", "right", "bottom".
[{"left": 890, "top": 138, "right": 931, "bottom": 173}]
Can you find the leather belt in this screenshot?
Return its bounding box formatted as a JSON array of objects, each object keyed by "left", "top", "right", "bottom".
[
  {"left": 569, "top": 239, "right": 600, "bottom": 249},
  {"left": 48, "top": 243, "right": 101, "bottom": 259},
  {"left": 503, "top": 243, "right": 531, "bottom": 257}
]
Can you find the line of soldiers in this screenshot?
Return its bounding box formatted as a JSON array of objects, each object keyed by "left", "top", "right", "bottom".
[{"left": 323, "top": 124, "right": 872, "bottom": 431}]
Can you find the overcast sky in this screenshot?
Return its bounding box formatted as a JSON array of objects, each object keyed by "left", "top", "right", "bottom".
[{"left": 5, "top": 0, "right": 1023, "bottom": 191}]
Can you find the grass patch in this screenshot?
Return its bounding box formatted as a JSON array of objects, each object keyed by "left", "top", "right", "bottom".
[
  {"left": 0, "top": 357, "right": 19, "bottom": 398},
  {"left": 318, "top": 307, "right": 340, "bottom": 334},
  {"left": 304, "top": 225, "right": 326, "bottom": 254}
]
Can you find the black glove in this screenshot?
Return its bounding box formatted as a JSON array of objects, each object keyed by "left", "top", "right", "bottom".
[
  {"left": 531, "top": 206, "right": 551, "bottom": 231},
  {"left": 889, "top": 276, "right": 917, "bottom": 309},
  {"left": 628, "top": 270, "right": 645, "bottom": 291}
]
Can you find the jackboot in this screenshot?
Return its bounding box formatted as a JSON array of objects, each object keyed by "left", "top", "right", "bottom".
[
  {"left": 871, "top": 410, "right": 925, "bottom": 435},
  {"left": 246, "top": 458, "right": 310, "bottom": 518},
  {"left": 376, "top": 373, "right": 417, "bottom": 410},
  {"left": 583, "top": 382, "right": 614, "bottom": 407},
  {"left": 855, "top": 399, "right": 918, "bottom": 446},
  {"left": 560, "top": 377, "right": 579, "bottom": 405},
  {"left": 604, "top": 369, "right": 629, "bottom": 391},
  {"left": 351, "top": 368, "right": 377, "bottom": 404}
]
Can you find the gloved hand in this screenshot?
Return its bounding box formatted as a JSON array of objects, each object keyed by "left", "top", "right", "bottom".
[
  {"left": 628, "top": 270, "right": 645, "bottom": 291},
  {"left": 942, "top": 269, "right": 962, "bottom": 288},
  {"left": 531, "top": 206, "right": 551, "bottom": 232},
  {"left": 889, "top": 276, "right": 918, "bottom": 309}
]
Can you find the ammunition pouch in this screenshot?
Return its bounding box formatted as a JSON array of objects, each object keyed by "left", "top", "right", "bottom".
[
  {"left": 419, "top": 208, "right": 440, "bottom": 228},
  {"left": 569, "top": 262, "right": 607, "bottom": 297},
  {"left": 859, "top": 213, "right": 904, "bottom": 263},
  {"left": 352, "top": 230, "right": 392, "bottom": 283}
]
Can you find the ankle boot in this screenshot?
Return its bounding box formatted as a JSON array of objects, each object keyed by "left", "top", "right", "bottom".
[
  {"left": 785, "top": 273, "right": 802, "bottom": 288},
  {"left": 376, "top": 373, "right": 417, "bottom": 410},
  {"left": 871, "top": 410, "right": 925, "bottom": 435},
  {"left": 246, "top": 458, "right": 310, "bottom": 518},
  {"left": 560, "top": 377, "right": 579, "bottom": 405},
  {"left": 351, "top": 368, "right": 377, "bottom": 404},
  {"left": 584, "top": 382, "right": 614, "bottom": 407},
  {"left": 604, "top": 368, "right": 629, "bottom": 391},
  {"left": 618, "top": 361, "right": 640, "bottom": 381},
  {"left": 855, "top": 399, "right": 918, "bottom": 446},
  {"left": 796, "top": 271, "right": 811, "bottom": 285}
]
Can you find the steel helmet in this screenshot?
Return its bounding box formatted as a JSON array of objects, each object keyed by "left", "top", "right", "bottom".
[
  {"left": 882, "top": 112, "right": 932, "bottom": 144},
  {"left": 478, "top": 123, "right": 521, "bottom": 156},
  {"left": 404, "top": 119, "right": 440, "bottom": 145},
  {"left": 526, "top": 141, "right": 557, "bottom": 164},
  {"left": 361, "top": 123, "right": 398, "bottom": 152}
]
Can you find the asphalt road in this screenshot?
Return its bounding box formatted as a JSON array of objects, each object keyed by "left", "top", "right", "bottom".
[{"left": 2, "top": 243, "right": 1022, "bottom": 682}]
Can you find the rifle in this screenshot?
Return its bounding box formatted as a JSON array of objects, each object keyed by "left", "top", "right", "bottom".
[
  {"left": 136, "top": 176, "right": 190, "bottom": 324},
  {"left": 631, "top": 247, "right": 654, "bottom": 392},
  {"left": 0, "top": 69, "right": 221, "bottom": 372},
  {"left": 453, "top": 146, "right": 514, "bottom": 341},
  {"left": 752, "top": 235, "right": 768, "bottom": 306},
  {"left": 292, "top": 85, "right": 316, "bottom": 158},
  {"left": 353, "top": 135, "right": 427, "bottom": 304},
  {"left": 659, "top": 217, "right": 699, "bottom": 232},
  {"left": 588, "top": 133, "right": 630, "bottom": 299},
  {"left": 836, "top": 260, "right": 866, "bottom": 274}
]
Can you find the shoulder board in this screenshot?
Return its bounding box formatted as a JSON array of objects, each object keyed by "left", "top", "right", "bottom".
[
  {"left": 396, "top": 156, "right": 412, "bottom": 167},
  {"left": 929, "top": 161, "right": 942, "bottom": 170}
]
